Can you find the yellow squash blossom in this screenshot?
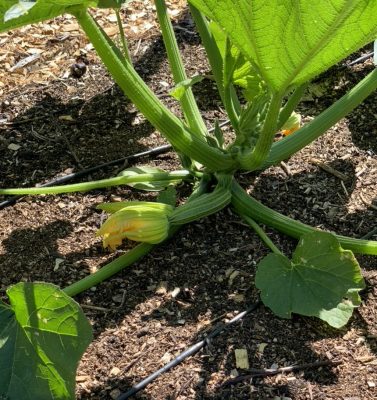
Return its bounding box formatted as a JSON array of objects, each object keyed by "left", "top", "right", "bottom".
[
  {"left": 281, "top": 112, "right": 301, "bottom": 136},
  {"left": 96, "top": 202, "right": 174, "bottom": 250}
]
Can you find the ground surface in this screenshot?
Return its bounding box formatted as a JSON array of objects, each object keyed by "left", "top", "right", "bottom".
[{"left": 1, "top": 3, "right": 377, "bottom": 399}]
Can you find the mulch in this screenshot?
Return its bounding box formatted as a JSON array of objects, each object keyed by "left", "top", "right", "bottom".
[{"left": 1, "top": 2, "right": 376, "bottom": 399}]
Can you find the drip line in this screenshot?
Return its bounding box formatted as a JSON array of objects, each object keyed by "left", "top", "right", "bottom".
[{"left": 0, "top": 120, "right": 230, "bottom": 210}]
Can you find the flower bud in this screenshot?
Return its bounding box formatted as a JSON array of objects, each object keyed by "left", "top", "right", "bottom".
[
  {"left": 281, "top": 112, "right": 301, "bottom": 136},
  {"left": 96, "top": 202, "right": 174, "bottom": 250}
]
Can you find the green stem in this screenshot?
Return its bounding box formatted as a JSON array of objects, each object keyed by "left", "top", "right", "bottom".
[
  {"left": 264, "top": 68, "right": 377, "bottom": 169},
  {"left": 231, "top": 180, "right": 377, "bottom": 255},
  {"left": 71, "top": 8, "right": 234, "bottom": 171},
  {"left": 189, "top": 3, "right": 242, "bottom": 116},
  {"left": 223, "top": 82, "right": 240, "bottom": 131},
  {"left": 115, "top": 9, "right": 131, "bottom": 63},
  {"left": 222, "top": 39, "right": 240, "bottom": 132},
  {"left": 238, "top": 93, "right": 283, "bottom": 170},
  {"left": 154, "top": 0, "right": 207, "bottom": 137},
  {"left": 188, "top": 4, "right": 225, "bottom": 103},
  {"left": 63, "top": 243, "right": 153, "bottom": 296},
  {"left": 0, "top": 171, "right": 192, "bottom": 195},
  {"left": 277, "top": 83, "right": 308, "bottom": 131},
  {"left": 242, "top": 215, "right": 283, "bottom": 255}
]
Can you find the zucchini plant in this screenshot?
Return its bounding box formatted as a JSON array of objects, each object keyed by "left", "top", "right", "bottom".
[{"left": 1, "top": 1, "right": 377, "bottom": 398}]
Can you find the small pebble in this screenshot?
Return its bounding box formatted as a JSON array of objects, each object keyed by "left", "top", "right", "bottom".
[
  {"left": 109, "top": 388, "right": 121, "bottom": 399},
  {"left": 110, "top": 367, "right": 121, "bottom": 376}
]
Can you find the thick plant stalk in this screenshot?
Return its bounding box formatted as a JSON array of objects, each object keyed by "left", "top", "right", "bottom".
[
  {"left": 238, "top": 93, "right": 283, "bottom": 170},
  {"left": 155, "top": 0, "right": 207, "bottom": 137},
  {"left": 0, "top": 171, "right": 192, "bottom": 195},
  {"left": 71, "top": 8, "right": 235, "bottom": 172},
  {"left": 264, "top": 68, "right": 377, "bottom": 168},
  {"left": 231, "top": 181, "right": 377, "bottom": 255}
]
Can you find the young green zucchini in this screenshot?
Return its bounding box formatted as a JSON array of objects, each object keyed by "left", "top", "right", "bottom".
[{"left": 169, "top": 188, "right": 231, "bottom": 225}]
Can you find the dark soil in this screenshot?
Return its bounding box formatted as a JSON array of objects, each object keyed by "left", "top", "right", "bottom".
[{"left": 1, "top": 6, "right": 376, "bottom": 400}]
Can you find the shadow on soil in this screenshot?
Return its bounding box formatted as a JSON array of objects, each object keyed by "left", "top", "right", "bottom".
[
  {"left": 346, "top": 85, "right": 377, "bottom": 154},
  {"left": 0, "top": 7, "right": 216, "bottom": 191}
]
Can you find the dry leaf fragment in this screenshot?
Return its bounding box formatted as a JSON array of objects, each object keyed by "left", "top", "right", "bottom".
[
  {"left": 76, "top": 375, "right": 90, "bottom": 382},
  {"left": 104, "top": 26, "right": 118, "bottom": 36},
  {"left": 257, "top": 343, "right": 268, "bottom": 354},
  {"left": 156, "top": 281, "right": 168, "bottom": 295},
  {"left": 62, "top": 23, "right": 79, "bottom": 32},
  {"left": 235, "top": 349, "right": 249, "bottom": 369},
  {"left": 10, "top": 53, "right": 40, "bottom": 71},
  {"left": 7, "top": 143, "right": 20, "bottom": 151},
  {"left": 110, "top": 367, "right": 121, "bottom": 376},
  {"left": 160, "top": 352, "right": 172, "bottom": 364},
  {"left": 58, "top": 115, "right": 75, "bottom": 122}
]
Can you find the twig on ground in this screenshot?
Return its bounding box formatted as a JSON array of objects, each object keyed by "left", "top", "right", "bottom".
[
  {"left": 340, "top": 180, "right": 349, "bottom": 197},
  {"left": 123, "top": 350, "right": 149, "bottom": 373},
  {"left": 58, "top": 127, "right": 85, "bottom": 170},
  {"left": 362, "top": 226, "right": 377, "bottom": 240},
  {"left": 222, "top": 359, "right": 342, "bottom": 387},
  {"left": 280, "top": 161, "right": 292, "bottom": 176},
  {"left": 309, "top": 158, "right": 349, "bottom": 181},
  {"left": 80, "top": 304, "right": 110, "bottom": 312},
  {"left": 0, "top": 115, "right": 47, "bottom": 127},
  {"left": 360, "top": 192, "right": 377, "bottom": 211},
  {"left": 172, "top": 374, "right": 196, "bottom": 400}
]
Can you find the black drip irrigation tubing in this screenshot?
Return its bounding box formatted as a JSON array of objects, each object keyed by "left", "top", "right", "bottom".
[
  {"left": 116, "top": 301, "right": 262, "bottom": 400},
  {"left": 0, "top": 120, "right": 231, "bottom": 211},
  {"left": 0, "top": 144, "right": 172, "bottom": 210}
]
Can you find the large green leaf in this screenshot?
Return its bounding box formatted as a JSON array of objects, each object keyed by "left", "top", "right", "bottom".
[
  {"left": 209, "top": 21, "right": 263, "bottom": 101},
  {"left": 0, "top": 282, "right": 93, "bottom": 400},
  {"left": 255, "top": 231, "right": 365, "bottom": 327},
  {"left": 189, "top": 0, "right": 377, "bottom": 92},
  {"left": 0, "top": 0, "right": 95, "bottom": 32}
]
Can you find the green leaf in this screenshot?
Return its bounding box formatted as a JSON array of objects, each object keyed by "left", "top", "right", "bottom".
[
  {"left": 189, "top": 0, "right": 377, "bottom": 92},
  {"left": 0, "top": 0, "right": 95, "bottom": 33},
  {"left": 209, "top": 20, "right": 263, "bottom": 101},
  {"left": 255, "top": 231, "right": 365, "bottom": 327},
  {"left": 4, "top": 1, "right": 35, "bottom": 21},
  {"left": 97, "top": 0, "right": 132, "bottom": 8},
  {"left": 118, "top": 166, "right": 183, "bottom": 191},
  {"left": 0, "top": 282, "right": 92, "bottom": 400},
  {"left": 170, "top": 75, "right": 204, "bottom": 101},
  {"left": 318, "top": 289, "right": 361, "bottom": 328},
  {"left": 157, "top": 185, "right": 177, "bottom": 206}
]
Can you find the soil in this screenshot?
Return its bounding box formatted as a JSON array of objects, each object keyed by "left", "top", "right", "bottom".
[{"left": 1, "top": 3, "right": 377, "bottom": 400}]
